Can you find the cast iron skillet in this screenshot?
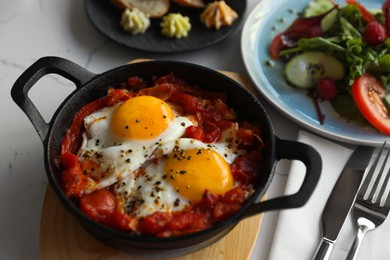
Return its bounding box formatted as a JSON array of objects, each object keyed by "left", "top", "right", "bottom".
[{"left": 11, "top": 57, "right": 322, "bottom": 257}]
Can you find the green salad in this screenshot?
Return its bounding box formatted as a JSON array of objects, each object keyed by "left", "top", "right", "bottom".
[{"left": 270, "top": 0, "right": 390, "bottom": 135}]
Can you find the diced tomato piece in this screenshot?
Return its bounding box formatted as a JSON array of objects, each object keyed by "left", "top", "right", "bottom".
[
  {"left": 215, "top": 120, "right": 234, "bottom": 130},
  {"left": 140, "top": 212, "right": 172, "bottom": 235},
  {"left": 79, "top": 189, "right": 116, "bottom": 223},
  {"left": 236, "top": 122, "right": 262, "bottom": 145},
  {"left": 214, "top": 99, "right": 236, "bottom": 120},
  {"left": 104, "top": 210, "right": 133, "bottom": 231},
  {"left": 104, "top": 89, "right": 132, "bottom": 107},
  {"left": 126, "top": 76, "right": 147, "bottom": 90},
  {"left": 173, "top": 93, "right": 204, "bottom": 114},
  {"left": 211, "top": 188, "right": 247, "bottom": 222},
  {"left": 231, "top": 151, "right": 262, "bottom": 184},
  {"left": 194, "top": 190, "right": 221, "bottom": 212},
  {"left": 153, "top": 72, "right": 187, "bottom": 87},
  {"left": 221, "top": 187, "right": 247, "bottom": 204},
  {"left": 60, "top": 152, "right": 79, "bottom": 169},
  {"left": 213, "top": 201, "right": 241, "bottom": 222},
  {"left": 202, "top": 121, "right": 221, "bottom": 143},
  {"left": 185, "top": 125, "right": 205, "bottom": 141},
  {"left": 165, "top": 212, "right": 207, "bottom": 231},
  {"left": 61, "top": 163, "right": 85, "bottom": 198},
  {"left": 138, "top": 83, "right": 174, "bottom": 101}
]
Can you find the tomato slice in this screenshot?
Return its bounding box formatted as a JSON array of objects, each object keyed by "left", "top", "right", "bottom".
[{"left": 352, "top": 74, "right": 390, "bottom": 135}]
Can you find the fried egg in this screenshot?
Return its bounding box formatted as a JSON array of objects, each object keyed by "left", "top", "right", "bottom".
[
  {"left": 78, "top": 95, "right": 194, "bottom": 193},
  {"left": 115, "top": 136, "right": 245, "bottom": 217}
]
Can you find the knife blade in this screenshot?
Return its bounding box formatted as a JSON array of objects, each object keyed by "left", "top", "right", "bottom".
[{"left": 312, "top": 146, "right": 375, "bottom": 260}]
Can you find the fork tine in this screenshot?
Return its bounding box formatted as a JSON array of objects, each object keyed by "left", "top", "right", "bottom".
[
  {"left": 346, "top": 143, "right": 390, "bottom": 260},
  {"left": 381, "top": 168, "right": 390, "bottom": 207},
  {"left": 360, "top": 142, "right": 386, "bottom": 197},
  {"left": 368, "top": 146, "right": 390, "bottom": 201},
  {"left": 377, "top": 148, "right": 390, "bottom": 206}
]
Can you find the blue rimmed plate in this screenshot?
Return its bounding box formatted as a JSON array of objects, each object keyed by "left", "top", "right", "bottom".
[{"left": 241, "top": 0, "right": 387, "bottom": 146}]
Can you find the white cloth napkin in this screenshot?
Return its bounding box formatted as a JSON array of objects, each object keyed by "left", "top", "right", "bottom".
[{"left": 268, "top": 130, "right": 390, "bottom": 260}]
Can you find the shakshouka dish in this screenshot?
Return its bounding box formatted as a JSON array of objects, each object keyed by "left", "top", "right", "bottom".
[{"left": 58, "top": 73, "right": 264, "bottom": 238}]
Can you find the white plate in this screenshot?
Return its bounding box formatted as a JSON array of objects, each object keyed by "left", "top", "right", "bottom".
[{"left": 241, "top": 0, "right": 387, "bottom": 146}]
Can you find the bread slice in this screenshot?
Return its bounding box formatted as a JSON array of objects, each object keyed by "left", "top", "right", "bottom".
[
  {"left": 172, "top": 0, "right": 205, "bottom": 8},
  {"left": 110, "top": 0, "right": 170, "bottom": 18}
]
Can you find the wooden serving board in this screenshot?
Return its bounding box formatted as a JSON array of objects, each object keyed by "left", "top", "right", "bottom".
[{"left": 40, "top": 70, "right": 264, "bottom": 260}]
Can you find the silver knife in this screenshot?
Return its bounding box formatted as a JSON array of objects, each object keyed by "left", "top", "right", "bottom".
[{"left": 312, "top": 146, "right": 375, "bottom": 260}]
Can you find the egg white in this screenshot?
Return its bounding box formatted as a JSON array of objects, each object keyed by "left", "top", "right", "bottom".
[
  {"left": 114, "top": 131, "right": 247, "bottom": 217},
  {"left": 152, "top": 123, "right": 247, "bottom": 164},
  {"left": 115, "top": 161, "right": 189, "bottom": 217},
  {"left": 78, "top": 102, "right": 195, "bottom": 193}
]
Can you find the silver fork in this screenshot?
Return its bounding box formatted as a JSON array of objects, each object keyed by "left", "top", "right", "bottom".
[{"left": 346, "top": 143, "right": 390, "bottom": 260}]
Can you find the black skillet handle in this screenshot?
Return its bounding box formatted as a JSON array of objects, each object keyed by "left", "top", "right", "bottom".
[
  {"left": 11, "top": 56, "right": 96, "bottom": 143},
  {"left": 243, "top": 137, "right": 322, "bottom": 218}
]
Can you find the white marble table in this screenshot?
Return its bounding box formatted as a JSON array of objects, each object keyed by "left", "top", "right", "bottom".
[{"left": 0, "top": 0, "right": 300, "bottom": 259}]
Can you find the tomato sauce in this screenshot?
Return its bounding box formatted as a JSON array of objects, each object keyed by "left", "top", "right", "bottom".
[{"left": 59, "top": 73, "right": 265, "bottom": 237}]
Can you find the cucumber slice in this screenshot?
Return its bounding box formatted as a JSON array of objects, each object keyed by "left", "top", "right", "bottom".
[
  {"left": 321, "top": 9, "right": 338, "bottom": 31},
  {"left": 303, "top": 0, "right": 338, "bottom": 31},
  {"left": 285, "top": 52, "right": 345, "bottom": 88},
  {"left": 303, "top": 0, "right": 334, "bottom": 17}
]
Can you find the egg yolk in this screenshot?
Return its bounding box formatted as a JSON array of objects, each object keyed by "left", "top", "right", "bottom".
[
  {"left": 111, "top": 96, "right": 174, "bottom": 140},
  {"left": 165, "top": 148, "right": 233, "bottom": 202}
]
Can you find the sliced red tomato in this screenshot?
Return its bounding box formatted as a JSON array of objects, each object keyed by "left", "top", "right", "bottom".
[{"left": 352, "top": 74, "right": 390, "bottom": 135}]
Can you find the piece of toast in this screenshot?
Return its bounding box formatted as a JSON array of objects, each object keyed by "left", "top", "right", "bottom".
[
  {"left": 110, "top": 0, "right": 170, "bottom": 18},
  {"left": 172, "top": 0, "right": 205, "bottom": 8}
]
